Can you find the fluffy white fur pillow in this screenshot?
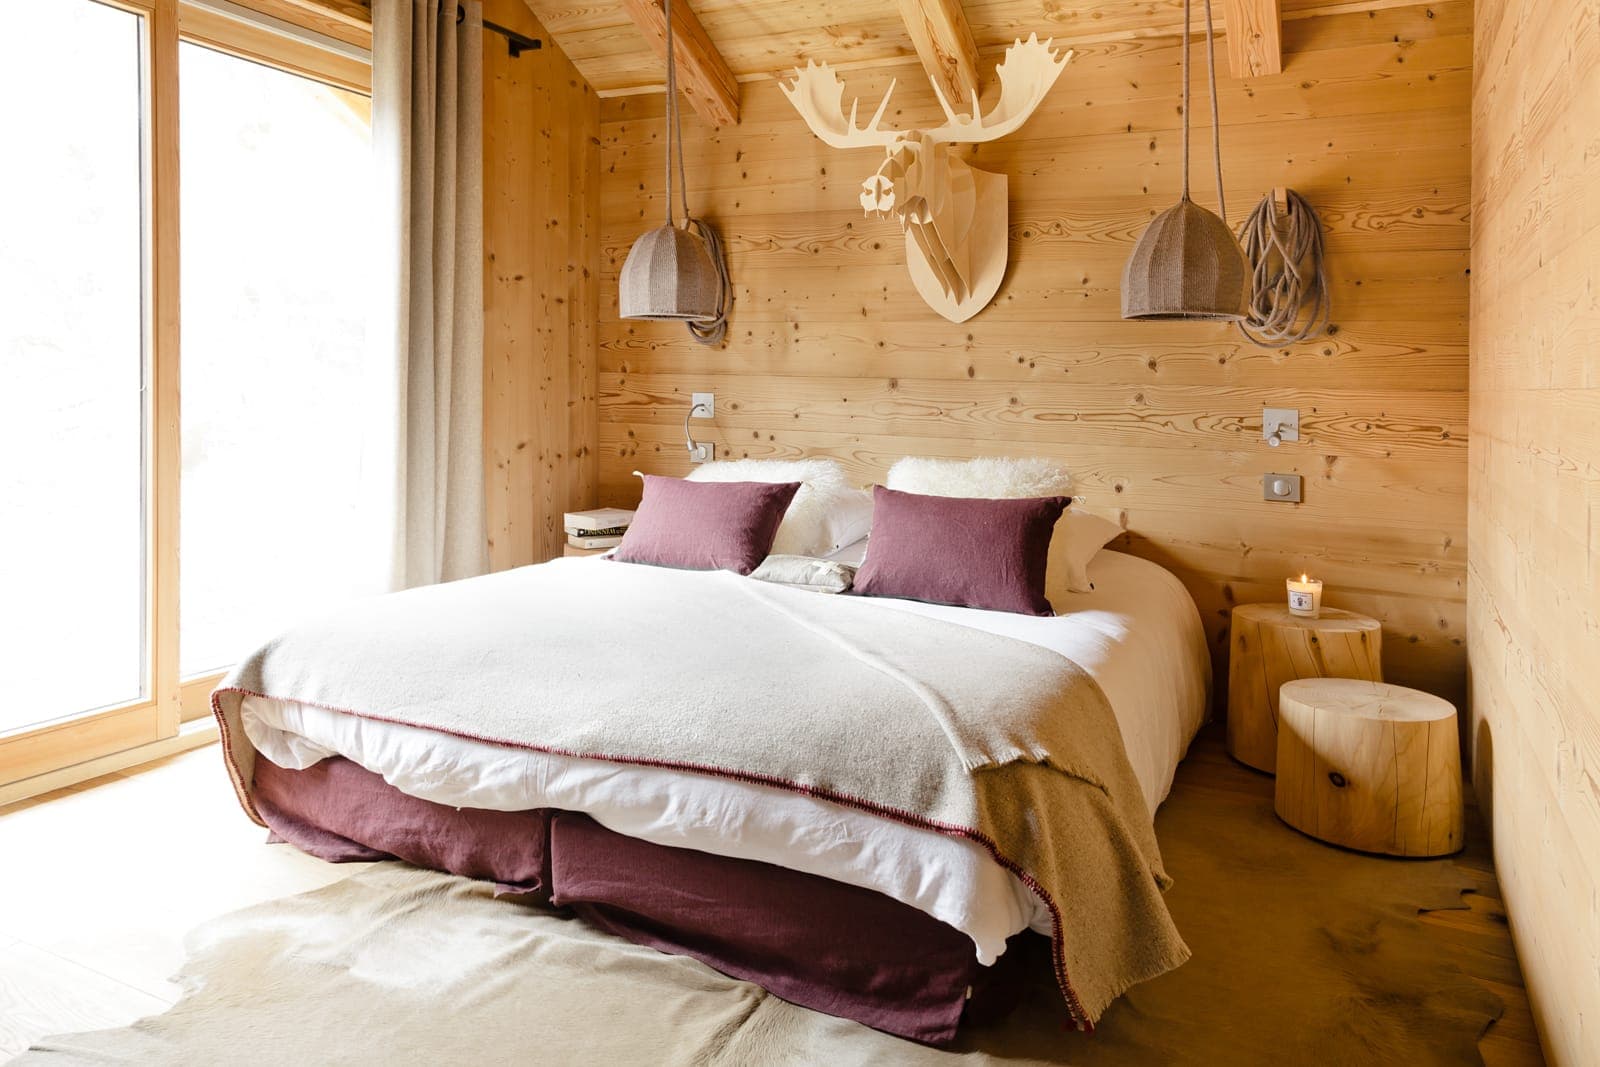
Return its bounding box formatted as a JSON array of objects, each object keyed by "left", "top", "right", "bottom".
[
  {"left": 885, "top": 455, "right": 1073, "bottom": 500},
  {"left": 885, "top": 455, "right": 1073, "bottom": 499},
  {"left": 885, "top": 456, "right": 1118, "bottom": 593},
  {"left": 686, "top": 458, "right": 872, "bottom": 558}
]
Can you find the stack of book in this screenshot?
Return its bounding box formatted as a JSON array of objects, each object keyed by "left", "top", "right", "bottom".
[{"left": 564, "top": 507, "right": 635, "bottom": 551}]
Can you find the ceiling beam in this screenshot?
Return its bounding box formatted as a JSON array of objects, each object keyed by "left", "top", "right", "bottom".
[
  {"left": 1221, "top": 0, "right": 1283, "bottom": 77},
  {"left": 618, "top": 0, "right": 740, "bottom": 127},
  {"left": 894, "top": 0, "right": 981, "bottom": 112},
  {"left": 230, "top": 0, "right": 371, "bottom": 48}
]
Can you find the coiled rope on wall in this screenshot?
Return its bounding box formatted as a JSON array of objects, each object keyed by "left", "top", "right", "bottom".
[
  {"left": 1236, "top": 189, "right": 1331, "bottom": 347},
  {"left": 684, "top": 217, "right": 731, "bottom": 346}
]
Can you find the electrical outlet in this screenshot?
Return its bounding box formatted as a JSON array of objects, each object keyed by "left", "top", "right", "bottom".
[
  {"left": 691, "top": 392, "right": 715, "bottom": 418},
  {"left": 1263, "top": 407, "right": 1300, "bottom": 447},
  {"left": 689, "top": 441, "right": 715, "bottom": 464},
  {"left": 1263, "top": 473, "right": 1302, "bottom": 503}
]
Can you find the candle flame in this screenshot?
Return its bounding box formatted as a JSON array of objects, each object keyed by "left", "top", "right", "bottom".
[{"left": 1301, "top": 573, "right": 1308, "bottom": 582}]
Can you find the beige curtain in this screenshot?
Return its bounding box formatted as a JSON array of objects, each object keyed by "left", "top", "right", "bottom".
[{"left": 371, "top": 0, "right": 488, "bottom": 589}]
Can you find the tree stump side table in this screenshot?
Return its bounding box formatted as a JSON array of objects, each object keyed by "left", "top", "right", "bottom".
[
  {"left": 1226, "top": 604, "right": 1383, "bottom": 773},
  {"left": 1274, "top": 679, "right": 1463, "bottom": 856}
]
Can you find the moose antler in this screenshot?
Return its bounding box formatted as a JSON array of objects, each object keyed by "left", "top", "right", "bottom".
[
  {"left": 783, "top": 37, "right": 1070, "bottom": 152},
  {"left": 924, "top": 35, "right": 1072, "bottom": 145},
  {"left": 779, "top": 34, "right": 1072, "bottom": 323},
  {"left": 780, "top": 61, "right": 905, "bottom": 150}
]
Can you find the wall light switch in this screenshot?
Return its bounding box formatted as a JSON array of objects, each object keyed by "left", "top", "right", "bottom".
[
  {"left": 1263, "top": 407, "right": 1300, "bottom": 447},
  {"left": 1263, "top": 473, "right": 1303, "bottom": 503},
  {"left": 691, "top": 392, "right": 715, "bottom": 418}
]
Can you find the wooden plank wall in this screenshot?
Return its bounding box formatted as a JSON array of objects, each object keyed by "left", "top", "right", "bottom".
[
  {"left": 1469, "top": 0, "right": 1600, "bottom": 1061},
  {"left": 482, "top": 0, "right": 600, "bottom": 569},
  {"left": 595, "top": 0, "right": 1472, "bottom": 705}
]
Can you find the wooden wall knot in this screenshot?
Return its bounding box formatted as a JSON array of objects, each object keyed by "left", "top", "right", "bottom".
[{"left": 1328, "top": 770, "right": 1348, "bottom": 789}]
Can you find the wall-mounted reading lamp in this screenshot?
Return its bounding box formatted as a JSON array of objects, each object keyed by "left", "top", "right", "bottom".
[
  {"left": 684, "top": 402, "right": 714, "bottom": 464},
  {"left": 458, "top": 4, "right": 543, "bottom": 57}
]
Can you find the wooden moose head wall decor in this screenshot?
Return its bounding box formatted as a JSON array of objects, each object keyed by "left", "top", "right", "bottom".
[{"left": 781, "top": 35, "right": 1071, "bottom": 323}]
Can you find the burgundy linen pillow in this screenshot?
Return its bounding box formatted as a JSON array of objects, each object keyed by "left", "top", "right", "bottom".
[
  {"left": 851, "top": 486, "right": 1069, "bottom": 616},
  {"left": 611, "top": 475, "right": 801, "bottom": 575}
]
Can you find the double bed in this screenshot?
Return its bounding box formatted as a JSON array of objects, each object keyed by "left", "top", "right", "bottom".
[{"left": 214, "top": 540, "right": 1209, "bottom": 1046}]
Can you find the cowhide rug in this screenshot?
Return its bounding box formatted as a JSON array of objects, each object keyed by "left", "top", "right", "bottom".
[{"left": 17, "top": 744, "right": 1501, "bottom": 1065}]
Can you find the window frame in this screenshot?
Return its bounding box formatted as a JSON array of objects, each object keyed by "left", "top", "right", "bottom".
[
  {"left": 177, "top": 1, "right": 372, "bottom": 96},
  {"left": 0, "top": 0, "right": 371, "bottom": 795}
]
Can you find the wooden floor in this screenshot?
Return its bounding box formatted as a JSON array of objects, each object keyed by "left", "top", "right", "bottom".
[
  {"left": 0, "top": 734, "right": 1546, "bottom": 1064},
  {"left": 0, "top": 746, "right": 370, "bottom": 1061}
]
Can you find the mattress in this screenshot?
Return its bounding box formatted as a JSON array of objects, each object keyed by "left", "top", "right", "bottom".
[{"left": 242, "top": 548, "right": 1210, "bottom": 966}]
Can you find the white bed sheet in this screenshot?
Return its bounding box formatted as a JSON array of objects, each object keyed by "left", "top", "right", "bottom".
[{"left": 242, "top": 549, "right": 1210, "bottom": 966}]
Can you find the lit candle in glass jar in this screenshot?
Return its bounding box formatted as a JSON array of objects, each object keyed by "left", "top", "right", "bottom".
[{"left": 1287, "top": 574, "right": 1323, "bottom": 618}]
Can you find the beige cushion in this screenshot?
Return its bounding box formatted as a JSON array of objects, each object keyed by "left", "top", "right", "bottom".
[
  {"left": 748, "top": 554, "right": 856, "bottom": 593},
  {"left": 1050, "top": 510, "right": 1124, "bottom": 593}
]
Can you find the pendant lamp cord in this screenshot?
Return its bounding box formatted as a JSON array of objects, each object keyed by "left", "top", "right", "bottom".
[
  {"left": 661, "top": 0, "right": 731, "bottom": 344},
  {"left": 1203, "top": 0, "right": 1225, "bottom": 222},
  {"left": 663, "top": 0, "right": 682, "bottom": 226},
  {"left": 1180, "top": 0, "right": 1189, "bottom": 201},
  {"left": 1179, "top": 0, "right": 1228, "bottom": 221}
]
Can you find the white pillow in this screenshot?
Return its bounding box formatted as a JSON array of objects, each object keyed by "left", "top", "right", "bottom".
[
  {"left": 825, "top": 538, "right": 869, "bottom": 567},
  {"left": 884, "top": 455, "right": 1115, "bottom": 593},
  {"left": 686, "top": 458, "right": 872, "bottom": 558}
]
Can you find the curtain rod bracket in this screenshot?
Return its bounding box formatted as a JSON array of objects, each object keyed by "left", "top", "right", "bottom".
[{"left": 458, "top": 5, "right": 543, "bottom": 57}]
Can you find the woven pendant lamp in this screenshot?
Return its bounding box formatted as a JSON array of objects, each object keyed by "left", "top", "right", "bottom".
[
  {"left": 619, "top": 224, "right": 719, "bottom": 320},
  {"left": 618, "top": 0, "right": 719, "bottom": 321},
  {"left": 1122, "top": 0, "right": 1249, "bottom": 321}
]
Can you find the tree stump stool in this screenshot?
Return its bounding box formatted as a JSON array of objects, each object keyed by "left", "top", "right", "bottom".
[
  {"left": 1274, "top": 678, "right": 1463, "bottom": 857},
  {"left": 1227, "top": 604, "right": 1383, "bottom": 773}
]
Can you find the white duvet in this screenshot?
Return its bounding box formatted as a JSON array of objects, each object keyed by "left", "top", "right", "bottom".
[{"left": 243, "top": 549, "right": 1210, "bottom": 966}]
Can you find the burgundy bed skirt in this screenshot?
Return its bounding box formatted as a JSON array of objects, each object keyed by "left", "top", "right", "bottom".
[{"left": 253, "top": 756, "right": 1042, "bottom": 1046}]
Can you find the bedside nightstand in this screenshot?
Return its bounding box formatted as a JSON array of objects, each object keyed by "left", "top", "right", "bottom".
[
  {"left": 562, "top": 544, "right": 611, "bottom": 558},
  {"left": 1227, "top": 604, "right": 1383, "bottom": 774}
]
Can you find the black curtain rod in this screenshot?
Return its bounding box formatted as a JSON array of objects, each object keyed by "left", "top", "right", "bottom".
[{"left": 458, "top": 4, "right": 543, "bottom": 57}]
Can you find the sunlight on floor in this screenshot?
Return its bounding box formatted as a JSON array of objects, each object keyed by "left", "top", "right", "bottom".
[{"left": 0, "top": 745, "right": 367, "bottom": 1060}]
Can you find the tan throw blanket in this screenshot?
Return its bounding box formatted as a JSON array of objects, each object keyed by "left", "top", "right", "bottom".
[{"left": 213, "top": 558, "right": 1189, "bottom": 1026}]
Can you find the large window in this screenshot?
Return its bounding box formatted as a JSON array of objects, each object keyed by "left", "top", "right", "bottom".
[
  {"left": 178, "top": 43, "right": 376, "bottom": 678},
  {"left": 0, "top": 0, "right": 373, "bottom": 787},
  {"left": 1, "top": 1, "right": 148, "bottom": 738}
]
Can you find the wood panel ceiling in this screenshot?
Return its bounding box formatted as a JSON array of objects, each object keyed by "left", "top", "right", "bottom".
[{"left": 522, "top": 0, "right": 1308, "bottom": 103}]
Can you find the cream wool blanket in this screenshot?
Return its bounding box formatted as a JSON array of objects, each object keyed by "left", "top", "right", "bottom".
[{"left": 213, "top": 558, "right": 1189, "bottom": 1025}]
